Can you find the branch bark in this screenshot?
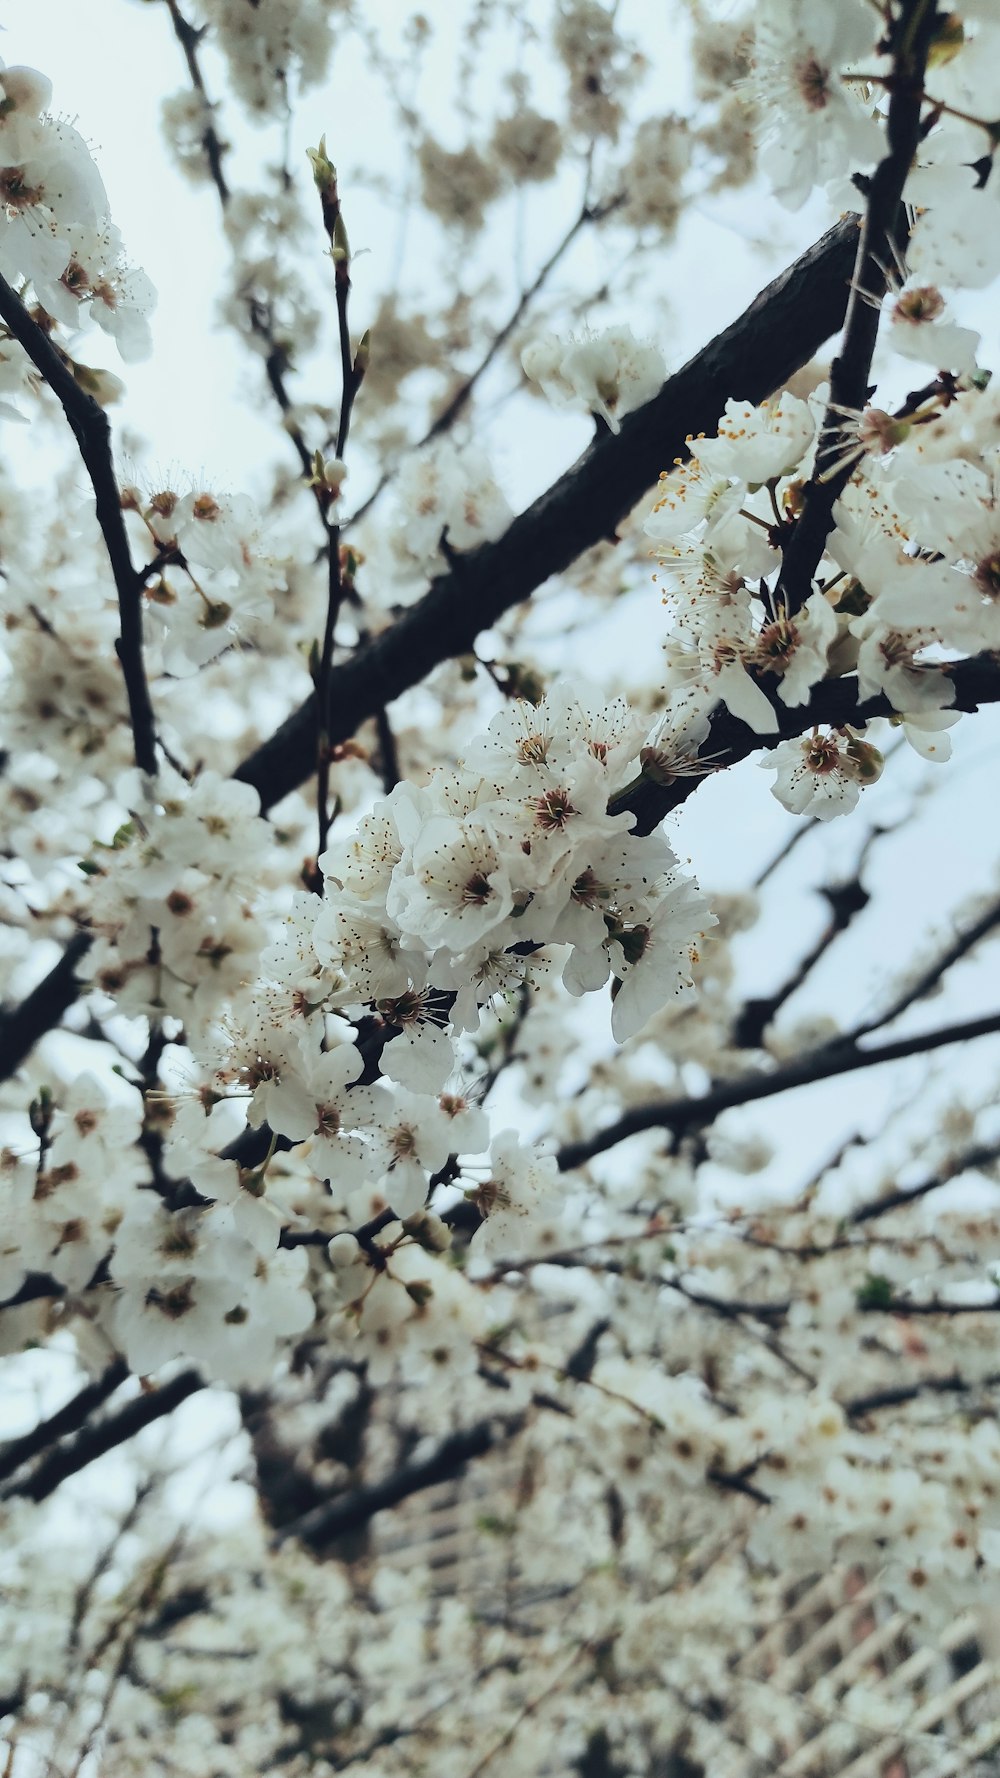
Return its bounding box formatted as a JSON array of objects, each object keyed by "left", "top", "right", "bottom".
[
  {"left": 271, "top": 1415, "right": 508, "bottom": 1549},
  {"left": 607, "top": 652, "right": 1000, "bottom": 834}
]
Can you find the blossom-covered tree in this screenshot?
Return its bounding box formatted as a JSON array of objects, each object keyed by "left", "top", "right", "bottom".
[{"left": 2, "top": 0, "right": 1000, "bottom": 1770}]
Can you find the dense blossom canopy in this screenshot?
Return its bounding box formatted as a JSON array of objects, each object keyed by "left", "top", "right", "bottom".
[{"left": 2, "top": 0, "right": 1000, "bottom": 1771}]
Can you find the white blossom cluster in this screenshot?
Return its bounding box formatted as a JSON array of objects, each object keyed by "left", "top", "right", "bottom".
[
  {"left": 0, "top": 59, "right": 155, "bottom": 378},
  {"left": 521, "top": 324, "right": 666, "bottom": 433},
  {"left": 316, "top": 678, "right": 713, "bottom": 1047},
  {"left": 641, "top": 376, "right": 1000, "bottom": 818}
]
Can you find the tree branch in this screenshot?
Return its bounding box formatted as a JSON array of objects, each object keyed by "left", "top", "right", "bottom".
[
  {"left": 0, "top": 273, "right": 157, "bottom": 775},
  {"left": 844, "top": 1370, "right": 1000, "bottom": 1418},
  {"left": 272, "top": 1416, "right": 511, "bottom": 1549},
  {"left": 0, "top": 1368, "right": 203, "bottom": 1504},
  {"left": 164, "top": 0, "right": 231, "bottom": 200},
  {"left": 0, "top": 1358, "right": 128, "bottom": 1486},
  {"left": 557, "top": 1008, "right": 1000, "bottom": 1171},
  {"left": 234, "top": 215, "right": 862, "bottom": 810},
  {"left": 0, "top": 931, "right": 93, "bottom": 1082},
  {"left": 776, "top": 0, "right": 940, "bottom": 611},
  {"left": 849, "top": 1136, "right": 1000, "bottom": 1224},
  {"left": 607, "top": 651, "right": 1000, "bottom": 834}
]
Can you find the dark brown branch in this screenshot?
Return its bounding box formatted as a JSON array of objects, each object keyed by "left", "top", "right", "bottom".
[
  {"left": 0, "top": 930, "right": 93, "bottom": 1082},
  {"left": 844, "top": 1370, "right": 1000, "bottom": 1418},
  {"left": 732, "top": 870, "right": 872, "bottom": 1051},
  {"left": 0, "top": 274, "right": 157, "bottom": 774},
  {"left": 234, "top": 215, "right": 862, "bottom": 810},
  {"left": 164, "top": 0, "right": 231, "bottom": 199},
  {"left": 0, "top": 1358, "right": 128, "bottom": 1485},
  {"left": 0, "top": 1369, "right": 204, "bottom": 1504},
  {"left": 557, "top": 1008, "right": 1000, "bottom": 1171},
  {"left": 776, "top": 0, "right": 940, "bottom": 612},
  {"left": 706, "top": 1464, "right": 772, "bottom": 1506},
  {"left": 849, "top": 1136, "right": 1000, "bottom": 1224},
  {"left": 852, "top": 890, "right": 1000, "bottom": 1041},
  {"left": 607, "top": 651, "right": 1000, "bottom": 835},
  {"left": 863, "top": 1293, "right": 1000, "bottom": 1316},
  {"left": 272, "top": 1415, "right": 510, "bottom": 1549}
]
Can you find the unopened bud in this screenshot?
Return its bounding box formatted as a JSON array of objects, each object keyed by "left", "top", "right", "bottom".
[
  {"left": 928, "top": 12, "right": 964, "bottom": 67},
  {"left": 332, "top": 211, "right": 350, "bottom": 265},
  {"left": 306, "top": 136, "right": 337, "bottom": 193},
  {"left": 402, "top": 1210, "right": 453, "bottom": 1253},
  {"left": 846, "top": 736, "right": 884, "bottom": 783}
]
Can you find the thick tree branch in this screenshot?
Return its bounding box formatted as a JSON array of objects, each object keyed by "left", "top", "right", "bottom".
[
  {"left": 0, "top": 274, "right": 157, "bottom": 775},
  {"left": 0, "top": 1358, "right": 128, "bottom": 1486},
  {"left": 234, "top": 216, "right": 862, "bottom": 810},
  {"left": 0, "top": 1369, "right": 204, "bottom": 1505},
  {"left": 776, "top": 0, "right": 940, "bottom": 611},
  {"left": 0, "top": 931, "right": 93, "bottom": 1082},
  {"left": 557, "top": 1008, "right": 1000, "bottom": 1171},
  {"left": 272, "top": 1416, "right": 509, "bottom": 1549}
]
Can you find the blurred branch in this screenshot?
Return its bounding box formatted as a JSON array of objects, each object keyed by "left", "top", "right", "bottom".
[
  {"left": 345, "top": 193, "right": 624, "bottom": 527},
  {"left": 0, "top": 1358, "right": 128, "bottom": 1486},
  {"left": 0, "top": 1369, "right": 203, "bottom": 1504},
  {"left": 161, "top": 0, "right": 321, "bottom": 493},
  {"left": 0, "top": 930, "right": 93, "bottom": 1082},
  {"left": 845, "top": 1370, "right": 1000, "bottom": 1418},
  {"left": 272, "top": 1415, "right": 510, "bottom": 1549},
  {"left": 163, "top": 0, "right": 230, "bottom": 199},
  {"left": 556, "top": 1008, "right": 1000, "bottom": 1171},
  {"left": 849, "top": 1135, "right": 1000, "bottom": 1224},
  {"left": 851, "top": 889, "right": 1000, "bottom": 1041},
  {"left": 0, "top": 274, "right": 157, "bottom": 775},
  {"left": 732, "top": 833, "right": 880, "bottom": 1049}
]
